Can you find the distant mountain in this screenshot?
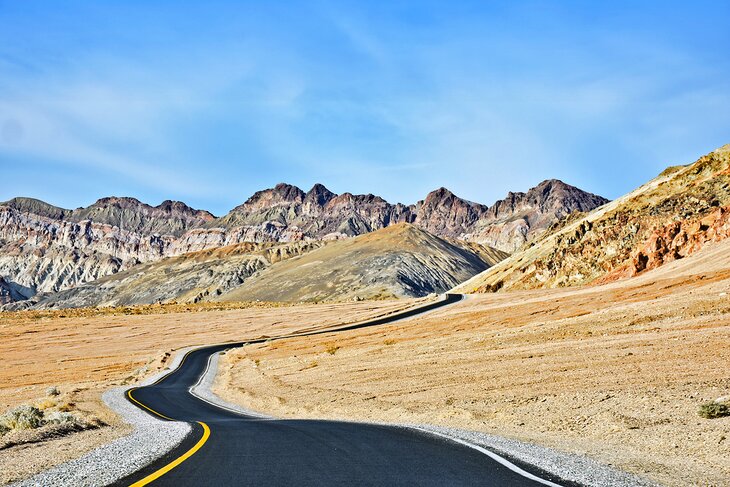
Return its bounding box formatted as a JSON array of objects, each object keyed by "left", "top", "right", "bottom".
[
  {"left": 0, "top": 178, "right": 606, "bottom": 306},
  {"left": 23, "top": 241, "right": 324, "bottom": 309},
  {"left": 465, "top": 179, "right": 610, "bottom": 252},
  {"left": 210, "top": 183, "right": 413, "bottom": 240},
  {"left": 217, "top": 223, "right": 507, "bottom": 303},
  {"left": 68, "top": 197, "right": 215, "bottom": 236},
  {"left": 455, "top": 144, "right": 730, "bottom": 293},
  {"left": 202, "top": 180, "right": 606, "bottom": 252}
]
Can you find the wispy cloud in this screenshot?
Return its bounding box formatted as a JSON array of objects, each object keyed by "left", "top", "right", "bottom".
[{"left": 0, "top": 1, "right": 728, "bottom": 212}]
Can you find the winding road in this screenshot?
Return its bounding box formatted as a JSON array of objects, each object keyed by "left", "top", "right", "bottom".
[{"left": 114, "top": 295, "right": 566, "bottom": 486}]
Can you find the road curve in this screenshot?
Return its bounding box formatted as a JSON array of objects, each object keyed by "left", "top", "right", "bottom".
[{"left": 114, "top": 295, "right": 566, "bottom": 486}]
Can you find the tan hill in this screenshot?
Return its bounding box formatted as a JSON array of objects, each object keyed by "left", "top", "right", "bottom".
[
  {"left": 20, "top": 241, "right": 324, "bottom": 309},
  {"left": 455, "top": 143, "right": 730, "bottom": 293},
  {"left": 217, "top": 223, "right": 507, "bottom": 303}
]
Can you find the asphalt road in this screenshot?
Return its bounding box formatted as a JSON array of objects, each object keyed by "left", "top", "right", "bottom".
[{"left": 115, "top": 295, "right": 565, "bottom": 486}]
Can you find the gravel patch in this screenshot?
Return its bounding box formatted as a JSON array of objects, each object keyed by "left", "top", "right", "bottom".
[{"left": 10, "top": 347, "right": 197, "bottom": 487}]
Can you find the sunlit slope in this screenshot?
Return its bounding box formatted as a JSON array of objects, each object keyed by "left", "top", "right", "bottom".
[
  {"left": 455, "top": 143, "right": 730, "bottom": 292},
  {"left": 219, "top": 223, "right": 505, "bottom": 302},
  {"left": 30, "top": 241, "right": 324, "bottom": 308}
]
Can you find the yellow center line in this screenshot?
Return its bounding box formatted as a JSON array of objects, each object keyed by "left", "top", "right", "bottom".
[
  {"left": 126, "top": 389, "right": 175, "bottom": 421},
  {"left": 129, "top": 421, "right": 211, "bottom": 487},
  {"left": 126, "top": 388, "right": 211, "bottom": 486}
]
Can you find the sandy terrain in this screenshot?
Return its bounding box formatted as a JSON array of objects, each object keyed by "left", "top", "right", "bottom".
[
  {"left": 0, "top": 298, "right": 420, "bottom": 484},
  {"left": 214, "top": 240, "right": 730, "bottom": 487}
]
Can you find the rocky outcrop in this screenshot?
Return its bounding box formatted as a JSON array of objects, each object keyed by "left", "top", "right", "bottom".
[
  {"left": 0, "top": 277, "right": 14, "bottom": 305},
  {"left": 611, "top": 205, "right": 730, "bottom": 280},
  {"left": 457, "top": 144, "right": 730, "bottom": 293},
  {"left": 466, "top": 180, "right": 609, "bottom": 252}
]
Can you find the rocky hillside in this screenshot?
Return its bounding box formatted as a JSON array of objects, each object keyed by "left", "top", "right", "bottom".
[
  {"left": 465, "top": 179, "right": 609, "bottom": 252},
  {"left": 456, "top": 144, "right": 730, "bottom": 293},
  {"left": 16, "top": 225, "right": 504, "bottom": 308},
  {"left": 217, "top": 223, "right": 506, "bottom": 303},
  {"left": 206, "top": 181, "right": 607, "bottom": 252},
  {"left": 0, "top": 179, "right": 604, "bottom": 304},
  {"left": 3, "top": 196, "right": 214, "bottom": 236},
  {"left": 21, "top": 241, "right": 324, "bottom": 309}
]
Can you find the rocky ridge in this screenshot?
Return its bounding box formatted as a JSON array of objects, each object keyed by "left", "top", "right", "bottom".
[
  {"left": 455, "top": 144, "right": 730, "bottom": 293},
  {"left": 0, "top": 179, "right": 606, "bottom": 304}
]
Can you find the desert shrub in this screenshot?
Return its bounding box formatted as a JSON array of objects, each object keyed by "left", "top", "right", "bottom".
[
  {"left": 44, "top": 411, "right": 78, "bottom": 425},
  {"left": 326, "top": 343, "right": 340, "bottom": 355},
  {"left": 36, "top": 399, "right": 57, "bottom": 411},
  {"left": 0, "top": 404, "right": 83, "bottom": 434},
  {"left": 0, "top": 405, "right": 45, "bottom": 430},
  {"left": 699, "top": 401, "right": 730, "bottom": 419},
  {"left": 46, "top": 386, "right": 60, "bottom": 396},
  {"left": 57, "top": 402, "right": 75, "bottom": 412}
]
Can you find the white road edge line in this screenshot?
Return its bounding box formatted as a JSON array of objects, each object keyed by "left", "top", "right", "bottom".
[
  {"left": 188, "top": 347, "right": 564, "bottom": 487},
  {"left": 188, "top": 348, "right": 273, "bottom": 419},
  {"left": 409, "top": 426, "right": 564, "bottom": 487}
]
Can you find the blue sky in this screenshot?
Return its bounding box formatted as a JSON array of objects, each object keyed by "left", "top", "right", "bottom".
[{"left": 0, "top": 1, "right": 728, "bottom": 215}]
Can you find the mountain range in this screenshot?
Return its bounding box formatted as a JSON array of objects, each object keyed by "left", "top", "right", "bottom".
[{"left": 0, "top": 179, "right": 607, "bottom": 307}]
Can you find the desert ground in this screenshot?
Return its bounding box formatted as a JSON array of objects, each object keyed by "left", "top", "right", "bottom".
[
  {"left": 0, "top": 299, "right": 422, "bottom": 484},
  {"left": 212, "top": 239, "right": 730, "bottom": 487}
]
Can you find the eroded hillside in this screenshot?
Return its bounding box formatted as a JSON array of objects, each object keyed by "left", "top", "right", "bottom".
[
  {"left": 218, "top": 223, "right": 506, "bottom": 302},
  {"left": 457, "top": 144, "right": 730, "bottom": 292}
]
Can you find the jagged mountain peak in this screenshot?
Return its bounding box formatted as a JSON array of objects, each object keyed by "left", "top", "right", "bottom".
[
  {"left": 89, "top": 196, "right": 145, "bottom": 208},
  {"left": 242, "top": 183, "right": 306, "bottom": 208},
  {"left": 305, "top": 183, "right": 336, "bottom": 206}
]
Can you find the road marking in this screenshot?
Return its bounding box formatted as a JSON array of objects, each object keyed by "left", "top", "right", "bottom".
[
  {"left": 410, "top": 427, "right": 563, "bottom": 487},
  {"left": 126, "top": 389, "right": 175, "bottom": 421},
  {"left": 128, "top": 421, "right": 210, "bottom": 487},
  {"left": 121, "top": 295, "right": 459, "bottom": 485},
  {"left": 188, "top": 350, "right": 273, "bottom": 420}
]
